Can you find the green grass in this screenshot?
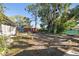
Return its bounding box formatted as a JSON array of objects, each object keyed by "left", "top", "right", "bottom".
[
  {"left": 0, "top": 48, "right": 4, "bottom": 52},
  {"left": 0, "top": 36, "right": 7, "bottom": 55}
]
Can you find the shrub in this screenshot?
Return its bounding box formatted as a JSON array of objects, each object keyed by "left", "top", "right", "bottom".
[{"left": 0, "top": 35, "right": 7, "bottom": 55}]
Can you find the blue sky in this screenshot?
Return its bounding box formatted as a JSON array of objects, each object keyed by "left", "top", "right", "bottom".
[
  {"left": 4, "top": 3, "right": 41, "bottom": 28},
  {"left": 4, "top": 3, "right": 79, "bottom": 28}
]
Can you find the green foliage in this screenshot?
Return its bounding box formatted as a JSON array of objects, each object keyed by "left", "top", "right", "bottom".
[
  {"left": 27, "top": 3, "right": 79, "bottom": 34},
  {"left": 64, "top": 20, "right": 77, "bottom": 30},
  {"left": 38, "top": 4, "right": 71, "bottom": 33},
  {"left": 9, "top": 15, "right": 31, "bottom": 28},
  {"left": 0, "top": 13, "right": 7, "bottom": 22},
  {"left": 0, "top": 36, "right": 7, "bottom": 48},
  {"left": 69, "top": 5, "right": 79, "bottom": 19},
  {"left": 0, "top": 4, "right": 6, "bottom": 13},
  {"left": 0, "top": 48, "right": 4, "bottom": 52},
  {"left": 25, "top": 4, "right": 39, "bottom": 28},
  {"left": 0, "top": 36, "right": 7, "bottom": 54}
]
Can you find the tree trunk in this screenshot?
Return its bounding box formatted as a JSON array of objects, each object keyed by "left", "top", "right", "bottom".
[
  {"left": 54, "top": 23, "right": 57, "bottom": 34},
  {"left": 35, "top": 14, "right": 37, "bottom": 29}
]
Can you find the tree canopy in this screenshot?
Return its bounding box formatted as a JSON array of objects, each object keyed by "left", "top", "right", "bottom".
[{"left": 26, "top": 3, "right": 79, "bottom": 34}]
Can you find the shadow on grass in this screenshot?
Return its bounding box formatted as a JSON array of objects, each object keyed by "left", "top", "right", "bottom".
[
  {"left": 15, "top": 47, "right": 65, "bottom": 56},
  {"left": 11, "top": 41, "right": 33, "bottom": 49}
]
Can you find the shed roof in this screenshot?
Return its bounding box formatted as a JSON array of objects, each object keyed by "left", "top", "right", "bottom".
[{"left": 0, "top": 13, "right": 16, "bottom": 26}]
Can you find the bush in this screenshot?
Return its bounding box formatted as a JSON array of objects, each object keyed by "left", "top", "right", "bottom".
[
  {"left": 0, "top": 35, "right": 7, "bottom": 55},
  {"left": 64, "top": 20, "right": 77, "bottom": 30},
  {"left": 0, "top": 36, "right": 6, "bottom": 48}
]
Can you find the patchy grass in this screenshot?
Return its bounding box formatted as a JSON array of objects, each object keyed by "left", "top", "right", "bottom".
[
  {"left": 0, "top": 48, "right": 4, "bottom": 52},
  {"left": 6, "top": 48, "right": 22, "bottom": 56}
]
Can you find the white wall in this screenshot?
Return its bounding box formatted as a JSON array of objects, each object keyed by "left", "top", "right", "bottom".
[
  {"left": 1, "top": 24, "right": 16, "bottom": 36},
  {"left": 0, "top": 25, "right": 2, "bottom": 35}
]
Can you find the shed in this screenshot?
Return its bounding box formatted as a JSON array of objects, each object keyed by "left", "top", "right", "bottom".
[{"left": 0, "top": 13, "right": 16, "bottom": 36}]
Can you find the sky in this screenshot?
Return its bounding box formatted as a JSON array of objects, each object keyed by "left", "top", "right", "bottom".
[{"left": 4, "top": 3, "right": 79, "bottom": 28}]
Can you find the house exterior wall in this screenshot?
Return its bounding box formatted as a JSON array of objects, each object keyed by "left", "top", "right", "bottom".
[
  {"left": 1, "top": 24, "right": 16, "bottom": 36},
  {"left": 0, "top": 25, "right": 2, "bottom": 35}
]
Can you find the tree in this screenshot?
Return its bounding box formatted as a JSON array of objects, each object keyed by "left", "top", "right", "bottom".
[
  {"left": 26, "top": 3, "right": 79, "bottom": 34},
  {"left": 37, "top": 3, "right": 71, "bottom": 34},
  {"left": 63, "top": 4, "right": 79, "bottom": 30},
  {"left": 0, "top": 4, "right": 6, "bottom": 13},
  {"left": 0, "top": 4, "right": 7, "bottom": 22},
  {"left": 25, "top": 4, "right": 39, "bottom": 28},
  {"left": 9, "top": 15, "right": 31, "bottom": 28},
  {"left": 37, "top": 3, "right": 52, "bottom": 32},
  {"left": 69, "top": 5, "right": 79, "bottom": 20}
]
